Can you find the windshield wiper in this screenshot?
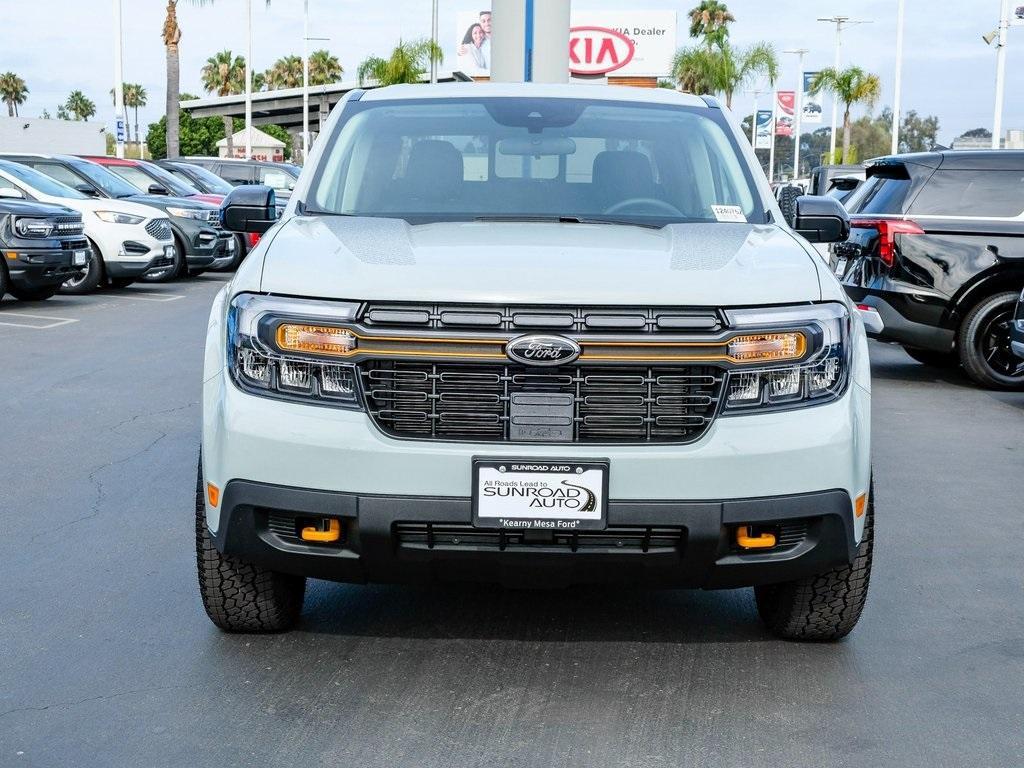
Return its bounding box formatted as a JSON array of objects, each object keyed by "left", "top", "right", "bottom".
[{"left": 473, "top": 214, "right": 663, "bottom": 229}]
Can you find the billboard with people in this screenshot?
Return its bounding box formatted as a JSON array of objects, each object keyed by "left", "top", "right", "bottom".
[{"left": 455, "top": 9, "right": 676, "bottom": 78}]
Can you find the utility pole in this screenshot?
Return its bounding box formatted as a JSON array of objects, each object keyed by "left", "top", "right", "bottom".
[
  {"left": 992, "top": 0, "right": 1010, "bottom": 149},
  {"left": 891, "top": 0, "right": 906, "bottom": 155},
  {"left": 245, "top": 0, "right": 253, "bottom": 159},
  {"left": 749, "top": 89, "right": 762, "bottom": 146},
  {"left": 785, "top": 48, "right": 808, "bottom": 180},
  {"left": 430, "top": 0, "right": 439, "bottom": 83},
  {"left": 112, "top": 0, "right": 126, "bottom": 158},
  {"left": 303, "top": 0, "right": 309, "bottom": 161},
  {"left": 768, "top": 93, "right": 777, "bottom": 183},
  {"left": 818, "top": 16, "right": 871, "bottom": 163}
]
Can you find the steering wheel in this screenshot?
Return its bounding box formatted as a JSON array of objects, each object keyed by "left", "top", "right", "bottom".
[{"left": 604, "top": 197, "right": 684, "bottom": 217}]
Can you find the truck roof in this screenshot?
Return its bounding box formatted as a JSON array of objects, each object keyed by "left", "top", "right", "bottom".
[
  {"left": 359, "top": 82, "right": 711, "bottom": 108},
  {"left": 870, "top": 150, "right": 1024, "bottom": 171}
]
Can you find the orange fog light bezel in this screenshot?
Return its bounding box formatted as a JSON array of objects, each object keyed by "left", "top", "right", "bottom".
[
  {"left": 727, "top": 332, "right": 806, "bottom": 363},
  {"left": 276, "top": 324, "right": 357, "bottom": 357}
]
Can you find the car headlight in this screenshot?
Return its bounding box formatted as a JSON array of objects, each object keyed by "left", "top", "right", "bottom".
[
  {"left": 720, "top": 303, "right": 851, "bottom": 414},
  {"left": 227, "top": 293, "right": 362, "bottom": 409},
  {"left": 166, "top": 206, "right": 209, "bottom": 220},
  {"left": 94, "top": 211, "right": 144, "bottom": 225},
  {"left": 14, "top": 217, "right": 54, "bottom": 237}
]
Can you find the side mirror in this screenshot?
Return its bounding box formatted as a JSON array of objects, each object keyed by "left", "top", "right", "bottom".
[
  {"left": 792, "top": 195, "right": 850, "bottom": 243},
  {"left": 220, "top": 184, "right": 278, "bottom": 234},
  {"left": 75, "top": 183, "right": 99, "bottom": 198},
  {"left": 0, "top": 186, "right": 25, "bottom": 199},
  {"left": 147, "top": 183, "right": 169, "bottom": 196}
]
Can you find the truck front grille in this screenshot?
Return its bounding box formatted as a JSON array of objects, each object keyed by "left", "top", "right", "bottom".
[{"left": 359, "top": 361, "right": 723, "bottom": 444}]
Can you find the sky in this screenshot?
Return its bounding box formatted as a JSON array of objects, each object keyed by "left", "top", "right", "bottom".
[{"left": 0, "top": 0, "right": 1020, "bottom": 145}]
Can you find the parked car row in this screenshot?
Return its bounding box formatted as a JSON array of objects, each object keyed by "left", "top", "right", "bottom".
[{"left": 0, "top": 155, "right": 299, "bottom": 302}]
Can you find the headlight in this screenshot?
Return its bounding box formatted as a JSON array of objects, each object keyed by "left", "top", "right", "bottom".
[
  {"left": 166, "top": 206, "right": 209, "bottom": 220},
  {"left": 94, "top": 211, "right": 144, "bottom": 225},
  {"left": 14, "top": 218, "right": 54, "bottom": 237},
  {"left": 227, "top": 293, "right": 362, "bottom": 409},
  {"left": 720, "top": 303, "right": 851, "bottom": 414}
]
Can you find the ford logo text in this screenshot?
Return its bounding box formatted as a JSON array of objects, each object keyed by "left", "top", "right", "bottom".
[{"left": 506, "top": 335, "right": 582, "bottom": 367}]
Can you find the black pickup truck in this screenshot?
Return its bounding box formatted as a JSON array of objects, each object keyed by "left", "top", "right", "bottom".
[
  {"left": 833, "top": 150, "right": 1024, "bottom": 389},
  {"left": 0, "top": 196, "right": 89, "bottom": 302}
]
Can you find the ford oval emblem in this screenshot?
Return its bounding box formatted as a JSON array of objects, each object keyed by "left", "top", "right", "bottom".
[{"left": 506, "top": 335, "right": 581, "bottom": 367}]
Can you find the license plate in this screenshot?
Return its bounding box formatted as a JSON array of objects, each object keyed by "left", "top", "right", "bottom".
[
  {"left": 472, "top": 459, "right": 608, "bottom": 531},
  {"left": 164, "top": 245, "right": 176, "bottom": 259},
  {"left": 834, "top": 257, "right": 847, "bottom": 277},
  {"left": 73, "top": 250, "right": 87, "bottom": 266}
]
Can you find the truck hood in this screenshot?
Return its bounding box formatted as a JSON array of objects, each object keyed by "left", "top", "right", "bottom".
[{"left": 259, "top": 217, "right": 822, "bottom": 306}]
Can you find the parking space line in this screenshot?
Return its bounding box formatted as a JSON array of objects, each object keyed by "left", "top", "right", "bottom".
[
  {"left": 103, "top": 292, "right": 186, "bottom": 303},
  {"left": 0, "top": 312, "right": 79, "bottom": 329}
]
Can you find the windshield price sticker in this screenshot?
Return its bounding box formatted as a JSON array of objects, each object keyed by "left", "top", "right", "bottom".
[
  {"left": 472, "top": 460, "right": 608, "bottom": 530},
  {"left": 711, "top": 205, "right": 747, "bottom": 223}
]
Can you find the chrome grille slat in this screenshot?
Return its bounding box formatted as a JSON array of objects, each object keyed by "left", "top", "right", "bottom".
[{"left": 362, "top": 362, "right": 722, "bottom": 444}]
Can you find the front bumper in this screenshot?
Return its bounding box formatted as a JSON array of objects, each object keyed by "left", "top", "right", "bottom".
[
  {"left": 4, "top": 246, "right": 86, "bottom": 289},
  {"left": 172, "top": 219, "right": 223, "bottom": 268},
  {"left": 209, "top": 481, "right": 857, "bottom": 588}
]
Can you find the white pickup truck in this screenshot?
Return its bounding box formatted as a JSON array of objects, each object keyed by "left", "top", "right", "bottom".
[{"left": 198, "top": 83, "right": 875, "bottom": 641}]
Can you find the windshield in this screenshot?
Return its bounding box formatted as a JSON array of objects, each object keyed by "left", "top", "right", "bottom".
[
  {"left": 309, "top": 97, "right": 762, "bottom": 226},
  {"left": 70, "top": 159, "right": 143, "bottom": 199},
  {"left": 0, "top": 160, "right": 88, "bottom": 199},
  {"left": 107, "top": 162, "right": 198, "bottom": 197},
  {"left": 173, "top": 163, "right": 233, "bottom": 194}
]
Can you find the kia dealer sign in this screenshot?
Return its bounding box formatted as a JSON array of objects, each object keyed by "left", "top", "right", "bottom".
[
  {"left": 454, "top": 9, "right": 676, "bottom": 78},
  {"left": 569, "top": 27, "right": 635, "bottom": 75}
]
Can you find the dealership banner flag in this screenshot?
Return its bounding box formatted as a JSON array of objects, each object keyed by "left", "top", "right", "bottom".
[
  {"left": 755, "top": 109, "right": 774, "bottom": 149},
  {"left": 802, "top": 72, "right": 822, "bottom": 124},
  {"left": 775, "top": 91, "right": 795, "bottom": 136}
]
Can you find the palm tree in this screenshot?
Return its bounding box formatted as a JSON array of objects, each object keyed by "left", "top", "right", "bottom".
[
  {"left": 163, "top": 0, "right": 270, "bottom": 158},
  {"left": 265, "top": 55, "right": 303, "bottom": 90},
  {"left": 688, "top": 1, "right": 735, "bottom": 48},
  {"left": 809, "top": 66, "right": 882, "bottom": 163},
  {"left": 65, "top": 90, "right": 96, "bottom": 121},
  {"left": 673, "top": 41, "right": 777, "bottom": 108},
  {"left": 0, "top": 72, "right": 29, "bottom": 117},
  {"left": 109, "top": 83, "right": 146, "bottom": 143},
  {"left": 309, "top": 49, "right": 343, "bottom": 85},
  {"left": 357, "top": 39, "right": 443, "bottom": 86},
  {"left": 200, "top": 50, "right": 246, "bottom": 155}
]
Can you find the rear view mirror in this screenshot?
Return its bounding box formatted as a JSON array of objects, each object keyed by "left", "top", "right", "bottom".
[
  {"left": 792, "top": 195, "right": 850, "bottom": 243},
  {"left": 0, "top": 186, "right": 25, "bottom": 199},
  {"left": 497, "top": 137, "right": 577, "bottom": 156},
  {"left": 147, "top": 184, "right": 169, "bottom": 196},
  {"left": 220, "top": 184, "right": 278, "bottom": 234}
]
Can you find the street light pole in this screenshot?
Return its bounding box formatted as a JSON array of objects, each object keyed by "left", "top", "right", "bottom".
[
  {"left": 818, "top": 16, "right": 871, "bottom": 163},
  {"left": 992, "top": 0, "right": 1010, "bottom": 149},
  {"left": 785, "top": 48, "right": 809, "bottom": 180},
  {"left": 244, "top": 0, "right": 253, "bottom": 159},
  {"left": 430, "top": 0, "right": 439, "bottom": 84},
  {"left": 303, "top": 0, "right": 309, "bottom": 161},
  {"left": 891, "top": 0, "right": 906, "bottom": 155},
  {"left": 112, "top": 0, "right": 125, "bottom": 159},
  {"left": 749, "top": 89, "right": 761, "bottom": 146}
]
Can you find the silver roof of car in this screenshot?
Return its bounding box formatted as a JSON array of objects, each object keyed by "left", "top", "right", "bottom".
[{"left": 359, "top": 82, "right": 710, "bottom": 108}]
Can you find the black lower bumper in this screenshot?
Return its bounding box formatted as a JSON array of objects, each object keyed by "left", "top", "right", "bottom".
[
  {"left": 210, "top": 481, "right": 858, "bottom": 589},
  {"left": 844, "top": 286, "right": 954, "bottom": 352},
  {"left": 107, "top": 254, "right": 169, "bottom": 279},
  {"left": 5, "top": 248, "right": 84, "bottom": 289}
]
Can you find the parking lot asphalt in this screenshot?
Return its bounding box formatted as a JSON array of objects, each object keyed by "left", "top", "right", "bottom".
[{"left": 1, "top": 276, "right": 1022, "bottom": 768}]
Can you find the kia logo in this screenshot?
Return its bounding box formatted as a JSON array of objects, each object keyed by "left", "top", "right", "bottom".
[
  {"left": 569, "top": 26, "right": 635, "bottom": 76},
  {"left": 506, "top": 335, "right": 581, "bottom": 367}
]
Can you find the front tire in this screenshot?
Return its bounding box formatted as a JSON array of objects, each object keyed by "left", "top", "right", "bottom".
[
  {"left": 957, "top": 291, "right": 1024, "bottom": 389},
  {"left": 195, "top": 454, "right": 305, "bottom": 632},
  {"left": 60, "top": 242, "right": 104, "bottom": 294},
  {"left": 755, "top": 483, "right": 874, "bottom": 641}
]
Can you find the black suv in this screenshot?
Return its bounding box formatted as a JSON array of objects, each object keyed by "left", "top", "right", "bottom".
[
  {"left": 834, "top": 150, "right": 1024, "bottom": 389},
  {"left": 0, "top": 194, "right": 88, "bottom": 302},
  {"left": 174, "top": 156, "right": 298, "bottom": 207}
]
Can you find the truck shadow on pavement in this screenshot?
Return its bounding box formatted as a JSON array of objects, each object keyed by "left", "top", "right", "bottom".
[{"left": 296, "top": 581, "right": 771, "bottom": 644}]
